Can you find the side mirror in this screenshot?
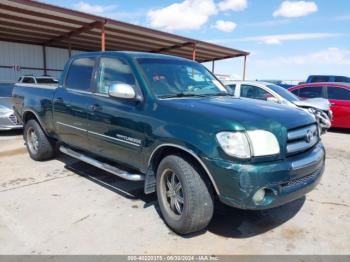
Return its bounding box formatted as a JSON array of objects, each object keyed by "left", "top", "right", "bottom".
[
  {"left": 108, "top": 83, "right": 136, "bottom": 100},
  {"left": 267, "top": 96, "right": 279, "bottom": 103}
]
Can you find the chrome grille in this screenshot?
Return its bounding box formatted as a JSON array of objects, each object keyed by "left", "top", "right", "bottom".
[
  {"left": 287, "top": 124, "right": 318, "bottom": 155},
  {"left": 8, "top": 114, "right": 20, "bottom": 125}
]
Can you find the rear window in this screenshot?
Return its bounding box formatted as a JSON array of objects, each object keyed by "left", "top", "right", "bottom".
[
  {"left": 327, "top": 86, "right": 350, "bottom": 100},
  {"left": 36, "top": 78, "right": 58, "bottom": 84},
  {"left": 299, "top": 86, "right": 323, "bottom": 98},
  {"left": 65, "top": 57, "right": 95, "bottom": 91},
  {"left": 22, "top": 77, "right": 35, "bottom": 83}
]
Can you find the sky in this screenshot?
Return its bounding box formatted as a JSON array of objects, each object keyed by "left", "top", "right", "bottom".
[{"left": 42, "top": 0, "right": 350, "bottom": 81}]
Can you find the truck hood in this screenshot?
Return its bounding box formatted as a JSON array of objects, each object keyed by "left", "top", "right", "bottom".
[{"left": 160, "top": 96, "right": 315, "bottom": 131}]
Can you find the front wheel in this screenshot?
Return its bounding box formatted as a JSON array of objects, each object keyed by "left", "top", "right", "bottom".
[
  {"left": 156, "top": 154, "right": 214, "bottom": 234},
  {"left": 24, "top": 119, "right": 55, "bottom": 161}
]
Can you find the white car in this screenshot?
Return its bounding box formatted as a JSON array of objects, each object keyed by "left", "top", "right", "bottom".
[{"left": 223, "top": 81, "right": 332, "bottom": 133}]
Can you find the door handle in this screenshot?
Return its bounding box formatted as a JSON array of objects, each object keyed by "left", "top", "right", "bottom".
[
  {"left": 89, "top": 104, "right": 101, "bottom": 111},
  {"left": 55, "top": 97, "right": 63, "bottom": 103}
]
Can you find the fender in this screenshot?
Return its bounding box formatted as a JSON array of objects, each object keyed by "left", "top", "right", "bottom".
[{"left": 146, "top": 143, "right": 220, "bottom": 195}]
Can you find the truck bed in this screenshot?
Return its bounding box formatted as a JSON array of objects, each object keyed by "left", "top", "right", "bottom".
[{"left": 12, "top": 84, "right": 57, "bottom": 133}]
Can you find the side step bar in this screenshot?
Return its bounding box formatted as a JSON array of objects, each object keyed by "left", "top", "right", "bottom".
[{"left": 59, "top": 145, "right": 145, "bottom": 181}]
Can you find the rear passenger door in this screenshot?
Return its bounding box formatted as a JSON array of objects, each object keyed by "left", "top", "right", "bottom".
[
  {"left": 326, "top": 86, "right": 350, "bottom": 128},
  {"left": 53, "top": 57, "right": 97, "bottom": 151}
]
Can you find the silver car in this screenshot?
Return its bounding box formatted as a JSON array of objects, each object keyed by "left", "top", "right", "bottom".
[{"left": 0, "top": 83, "right": 22, "bottom": 130}]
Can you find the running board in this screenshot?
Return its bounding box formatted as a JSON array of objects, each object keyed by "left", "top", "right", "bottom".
[{"left": 59, "top": 146, "right": 145, "bottom": 181}]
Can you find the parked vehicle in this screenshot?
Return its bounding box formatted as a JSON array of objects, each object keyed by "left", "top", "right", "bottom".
[
  {"left": 289, "top": 82, "right": 350, "bottom": 128},
  {"left": 257, "top": 79, "right": 295, "bottom": 89},
  {"left": 18, "top": 75, "right": 58, "bottom": 85},
  {"left": 13, "top": 52, "right": 325, "bottom": 234},
  {"left": 306, "top": 75, "right": 350, "bottom": 84},
  {"left": 0, "top": 83, "right": 22, "bottom": 130},
  {"left": 224, "top": 81, "right": 332, "bottom": 134}
]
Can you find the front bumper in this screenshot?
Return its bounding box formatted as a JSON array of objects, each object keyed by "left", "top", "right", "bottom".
[
  {"left": 0, "top": 113, "right": 23, "bottom": 130},
  {"left": 204, "top": 142, "right": 325, "bottom": 210}
]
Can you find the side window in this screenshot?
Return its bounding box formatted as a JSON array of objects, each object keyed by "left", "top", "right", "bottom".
[
  {"left": 310, "top": 76, "right": 329, "bottom": 83},
  {"left": 240, "top": 84, "right": 270, "bottom": 100},
  {"left": 96, "top": 57, "right": 136, "bottom": 94},
  {"left": 299, "top": 86, "right": 323, "bottom": 98},
  {"left": 22, "top": 77, "right": 35, "bottom": 83},
  {"left": 65, "top": 57, "right": 95, "bottom": 91},
  {"left": 327, "top": 86, "right": 350, "bottom": 100},
  {"left": 226, "top": 84, "right": 236, "bottom": 94},
  {"left": 334, "top": 76, "right": 350, "bottom": 83}
]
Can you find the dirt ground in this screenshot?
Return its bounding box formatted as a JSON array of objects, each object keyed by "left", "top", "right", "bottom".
[{"left": 0, "top": 129, "right": 349, "bottom": 255}]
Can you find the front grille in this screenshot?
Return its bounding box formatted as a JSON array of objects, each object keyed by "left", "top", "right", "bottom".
[
  {"left": 286, "top": 124, "right": 318, "bottom": 155},
  {"left": 8, "top": 114, "right": 20, "bottom": 125}
]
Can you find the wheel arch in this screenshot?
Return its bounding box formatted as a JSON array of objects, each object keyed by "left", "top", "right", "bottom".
[
  {"left": 22, "top": 110, "right": 48, "bottom": 135},
  {"left": 148, "top": 143, "right": 220, "bottom": 195}
]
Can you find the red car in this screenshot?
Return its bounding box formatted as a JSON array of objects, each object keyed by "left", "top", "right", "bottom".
[{"left": 289, "top": 82, "right": 350, "bottom": 128}]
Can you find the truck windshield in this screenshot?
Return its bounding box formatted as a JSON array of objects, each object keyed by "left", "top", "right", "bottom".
[
  {"left": 266, "top": 84, "right": 300, "bottom": 102},
  {"left": 137, "top": 58, "right": 228, "bottom": 98},
  {"left": 0, "top": 84, "right": 14, "bottom": 97}
]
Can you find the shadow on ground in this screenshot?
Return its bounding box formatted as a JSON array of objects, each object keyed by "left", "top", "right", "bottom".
[
  {"left": 0, "top": 129, "right": 22, "bottom": 137},
  {"left": 328, "top": 128, "right": 350, "bottom": 134},
  {"left": 207, "top": 197, "right": 305, "bottom": 238},
  {"left": 56, "top": 153, "right": 305, "bottom": 239}
]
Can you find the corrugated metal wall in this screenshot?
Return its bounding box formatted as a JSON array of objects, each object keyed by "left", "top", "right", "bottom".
[{"left": 0, "top": 40, "right": 81, "bottom": 82}]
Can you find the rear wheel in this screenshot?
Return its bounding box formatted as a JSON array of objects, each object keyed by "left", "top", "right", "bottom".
[
  {"left": 24, "top": 119, "right": 55, "bottom": 161},
  {"left": 156, "top": 154, "right": 214, "bottom": 234}
]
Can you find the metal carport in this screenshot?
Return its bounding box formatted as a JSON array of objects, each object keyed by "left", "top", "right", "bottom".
[{"left": 0, "top": 0, "right": 249, "bottom": 78}]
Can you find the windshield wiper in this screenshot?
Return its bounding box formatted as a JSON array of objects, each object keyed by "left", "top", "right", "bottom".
[
  {"left": 210, "top": 92, "right": 233, "bottom": 97},
  {"left": 159, "top": 92, "right": 232, "bottom": 99},
  {"left": 159, "top": 93, "right": 208, "bottom": 99}
]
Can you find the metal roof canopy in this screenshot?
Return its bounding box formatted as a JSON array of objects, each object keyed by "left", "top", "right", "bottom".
[{"left": 0, "top": 0, "right": 249, "bottom": 76}]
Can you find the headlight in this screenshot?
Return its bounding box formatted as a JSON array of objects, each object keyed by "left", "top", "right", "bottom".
[
  {"left": 216, "top": 130, "right": 280, "bottom": 159},
  {"left": 246, "top": 130, "right": 280, "bottom": 156},
  {"left": 0, "top": 105, "right": 11, "bottom": 115},
  {"left": 216, "top": 132, "right": 251, "bottom": 159}
]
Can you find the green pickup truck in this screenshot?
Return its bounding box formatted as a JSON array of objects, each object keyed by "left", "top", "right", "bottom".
[{"left": 13, "top": 52, "right": 325, "bottom": 234}]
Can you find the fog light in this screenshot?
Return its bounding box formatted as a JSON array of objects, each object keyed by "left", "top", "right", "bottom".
[{"left": 252, "top": 188, "right": 266, "bottom": 204}]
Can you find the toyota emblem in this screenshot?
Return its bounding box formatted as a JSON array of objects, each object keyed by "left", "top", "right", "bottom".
[{"left": 306, "top": 130, "right": 313, "bottom": 143}]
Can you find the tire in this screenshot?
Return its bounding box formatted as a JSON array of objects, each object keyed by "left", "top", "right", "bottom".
[
  {"left": 156, "top": 154, "right": 214, "bottom": 234},
  {"left": 24, "top": 119, "right": 55, "bottom": 161}
]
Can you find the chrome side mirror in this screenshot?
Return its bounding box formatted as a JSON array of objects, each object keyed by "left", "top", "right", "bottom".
[{"left": 108, "top": 83, "right": 136, "bottom": 100}]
